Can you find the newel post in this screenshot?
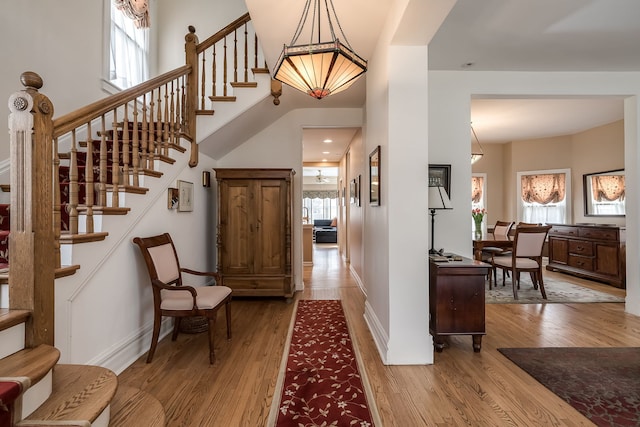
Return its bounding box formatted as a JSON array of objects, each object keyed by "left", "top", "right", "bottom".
[
  {"left": 8, "top": 72, "right": 55, "bottom": 347},
  {"left": 185, "top": 25, "right": 199, "bottom": 167}
]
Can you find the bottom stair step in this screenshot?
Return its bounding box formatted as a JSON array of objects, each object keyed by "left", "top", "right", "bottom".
[
  {"left": 20, "top": 364, "right": 117, "bottom": 427},
  {"left": 109, "top": 385, "right": 165, "bottom": 427}
]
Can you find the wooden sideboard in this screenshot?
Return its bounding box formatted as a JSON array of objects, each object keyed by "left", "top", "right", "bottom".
[
  {"left": 546, "top": 224, "right": 626, "bottom": 288},
  {"left": 429, "top": 256, "right": 489, "bottom": 352}
]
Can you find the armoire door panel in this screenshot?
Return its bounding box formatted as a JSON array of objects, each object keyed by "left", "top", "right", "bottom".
[
  {"left": 256, "top": 183, "right": 285, "bottom": 274},
  {"left": 221, "top": 181, "right": 252, "bottom": 274}
]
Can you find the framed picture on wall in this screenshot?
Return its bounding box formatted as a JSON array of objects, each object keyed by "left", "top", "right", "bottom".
[
  {"left": 369, "top": 145, "right": 380, "bottom": 206},
  {"left": 428, "top": 164, "right": 451, "bottom": 196},
  {"left": 177, "top": 180, "right": 194, "bottom": 212}
]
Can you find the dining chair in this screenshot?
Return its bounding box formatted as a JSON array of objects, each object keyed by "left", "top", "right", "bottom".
[
  {"left": 133, "top": 232, "right": 232, "bottom": 364},
  {"left": 481, "top": 220, "right": 514, "bottom": 288},
  {"left": 491, "top": 225, "right": 552, "bottom": 300}
]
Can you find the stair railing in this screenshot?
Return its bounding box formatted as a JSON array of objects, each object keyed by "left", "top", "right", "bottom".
[{"left": 6, "top": 15, "right": 265, "bottom": 348}]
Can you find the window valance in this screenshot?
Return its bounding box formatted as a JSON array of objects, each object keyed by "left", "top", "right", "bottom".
[
  {"left": 591, "top": 175, "right": 625, "bottom": 202},
  {"left": 303, "top": 190, "right": 338, "bottom": 200},
  {"left": 521, "top": 173, "right": 566, "bottom": 204},
  {"left": 114, "top": 0, "right": 150, "bottom": 28}
]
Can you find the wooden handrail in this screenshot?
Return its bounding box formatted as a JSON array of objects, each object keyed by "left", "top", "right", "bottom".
[
  {"left": 196, "top": 13, "right": 251, "bottom": 55},
  {"left": 53, "top": 65, "right": 191, "bottom": 137}
]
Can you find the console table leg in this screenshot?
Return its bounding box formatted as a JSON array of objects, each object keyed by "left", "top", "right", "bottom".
[{"left": 472, "top": 335, "right": 483, "bottom": 352}]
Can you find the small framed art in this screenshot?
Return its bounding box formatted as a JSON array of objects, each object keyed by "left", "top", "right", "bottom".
[
  {"left": 428, "top": 164, "right": 451, "bottom": 197},
  {"left": 177, "top": 180, "right": 194, "bottom": 212}
]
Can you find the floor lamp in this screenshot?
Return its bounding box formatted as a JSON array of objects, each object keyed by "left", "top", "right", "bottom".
[{"left": 428, "top": 185, "right": 453, "bottom": 254}]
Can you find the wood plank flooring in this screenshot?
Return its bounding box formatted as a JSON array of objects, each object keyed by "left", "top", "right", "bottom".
[{"left": 117, "top": 243, "right": 638, "bottom": 426}]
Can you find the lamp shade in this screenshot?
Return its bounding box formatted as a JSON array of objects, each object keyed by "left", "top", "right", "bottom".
[
  {"left": 428, "top": 185, "right": 453, "bottom": 210},
  {"left": 274, "top": 40, "right": 367, "bottom": 99}
]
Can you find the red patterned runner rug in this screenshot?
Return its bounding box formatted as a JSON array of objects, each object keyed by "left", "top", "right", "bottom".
[{"left": 268, "top": 299, "right": 381, "bottom": 426}]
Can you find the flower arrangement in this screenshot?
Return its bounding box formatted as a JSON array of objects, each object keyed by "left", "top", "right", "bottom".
[
  {"left": 472, "top": 208, "right": 487, "bottom": 222},
  {"left": 472, "top": 208, "right": 486, "bottom": 233}
]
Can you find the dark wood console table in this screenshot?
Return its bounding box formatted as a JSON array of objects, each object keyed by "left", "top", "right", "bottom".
[{"left": 429, "top": 256, "right": 489, "bottom": 352}]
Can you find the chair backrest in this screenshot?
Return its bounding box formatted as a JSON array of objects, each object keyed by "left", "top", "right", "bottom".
[
  {"left": 493, "top": 221, "right": 514, "bottom": 236},
  {"left": 517, "top": 222, "right": 541, "bottom": 227},
  {"left": 513, "top": 225, "right": 551, "bottom": 258},
  {"left": 133, "top": 233, "right": 182, "bottom": 287}
]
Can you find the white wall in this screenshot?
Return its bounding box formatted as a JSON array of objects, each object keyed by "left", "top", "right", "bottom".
[
  {"left": 429, "top": 71, "right": 640, "bottom": 316},
  {"left": 362, "top": 0, "right": 455, "bottom": 365},
  {"left": 156, "top": 0, "right": 248, "bottom": 73},
  {"left": 0, "top": 1, "right": 109, "bottom": 161}
]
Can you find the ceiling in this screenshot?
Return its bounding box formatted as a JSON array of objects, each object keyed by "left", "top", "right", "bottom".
[{"left": 246, "top": 0, "right": 640, "bottom": 161}]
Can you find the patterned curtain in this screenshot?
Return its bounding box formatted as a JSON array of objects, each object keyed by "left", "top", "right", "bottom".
[
  {"left": 521, "top": 173, "right": 566, "bottom": 204},
  {"left": 114, "top": 0, "right": 150, "bottom": 28},
  {"left": 303, "top": 190, "right": 338, "bottom": 199},
  {"left": 471, "top": 176, "right": 484, "bottom": 203},
  {"left": 592, "top": 175, "right": 625, "bottom": 201}
]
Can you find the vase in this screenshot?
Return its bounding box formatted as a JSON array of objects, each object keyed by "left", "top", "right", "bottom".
[{"left": 474, "top": 218, "right": 483, "bottom": 237}]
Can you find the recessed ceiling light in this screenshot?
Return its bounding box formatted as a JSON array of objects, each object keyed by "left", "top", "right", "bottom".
[
  {"left": 322, "top": 151, "right": 330, "bottom": 154},
  {"left": 322, "top": 159, "right": 328, "bottom": 162},
  {"left": 323, "top": 139, "right": 333, "bottom": 143}
]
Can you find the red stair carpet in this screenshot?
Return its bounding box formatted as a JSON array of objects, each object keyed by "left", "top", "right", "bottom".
[{"left": 269, "top": 299, "right": 380, "bottom": 426}]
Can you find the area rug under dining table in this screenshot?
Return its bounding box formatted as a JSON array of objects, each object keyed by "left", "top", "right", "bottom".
[
  {"left": 498, "top": 347, "right": 640, "bottom": 426},
  {"left": 486, "top": 274, "right": 625, "bottom": 304},
  {"left": 268, "top": 299, "right": 381, "bottom": 426}
]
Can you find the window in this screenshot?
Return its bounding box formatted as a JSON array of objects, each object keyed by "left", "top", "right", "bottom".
[
  {"left": 517, "top": 169, "right": 571, "bottom": 225},
  {"left": 471, "top": 173, "right": 487, "bottom": 230},
  {"left": 108, "top": 1, "right": 149, "bottom": 89},
  {"left": 303, "top": 191, "right": 338, "bottom": 222}
]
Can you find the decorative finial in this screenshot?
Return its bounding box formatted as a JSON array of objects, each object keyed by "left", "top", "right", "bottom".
[{"left": 20, "top": 71, "right": 43, "bottom": 90}]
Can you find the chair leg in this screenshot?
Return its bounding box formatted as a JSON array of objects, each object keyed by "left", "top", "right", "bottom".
[
  {"left": 147, "top": 313, "right": 162, "bottom": 363},
  {"left": 207, "top": 317, "right": 216, "bottom": 364},
  {"left": 171, "top": 318, "right": 181, "bottom": 341},
  {"left": 512, "top": 268, "right": 519, "bottom": 300},
  {"left": 537, "top": 269, "right": 547, "bottom": 299},
  {"left": 225, "top": 301, "right": 232, "bottom": 340}
]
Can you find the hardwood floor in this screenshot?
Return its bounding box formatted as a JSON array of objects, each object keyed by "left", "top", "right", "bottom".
[{"left": 117, "top": 244, "right": 637, "bottom": 426}]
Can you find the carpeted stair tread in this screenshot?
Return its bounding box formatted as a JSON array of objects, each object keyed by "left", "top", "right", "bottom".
[
  {"left": 0, "top": 344, "right": 60, "bottom": 385},
  {"left": 109, "top": 385, "right": 166, "bottom": 427},
  {"left": 22, "top": 364, "right": 117, "bottom": 424}
]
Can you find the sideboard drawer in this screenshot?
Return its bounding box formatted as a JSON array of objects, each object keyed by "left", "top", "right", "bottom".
[
  {"left": 568, "top": 255, "right": 594, "bottom": 271},
  {"left": 578, "top": 227, "right": 618, "bottom": 241},
  {"left": 549, "top": 226, "right": 579, "bottom": 237},
  {"left": 569, "top": 240, "right": 593, "bottom": 256}
]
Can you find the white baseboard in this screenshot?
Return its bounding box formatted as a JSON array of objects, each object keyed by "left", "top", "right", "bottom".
[{"left": 363, "top": 300, "right": 389, "bottom": 365}]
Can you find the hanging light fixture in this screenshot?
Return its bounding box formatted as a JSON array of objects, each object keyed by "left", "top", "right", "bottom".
[
  {"left": 471, "top": 124, "right": 484, "bottom": 164},
  {"left": 273, "top": 0, "right": 367, "bottom": 100}
]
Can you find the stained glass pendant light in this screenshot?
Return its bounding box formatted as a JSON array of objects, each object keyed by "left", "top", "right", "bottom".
[{"left": 273, "top": 0, "right": 368, "bottom": 100}]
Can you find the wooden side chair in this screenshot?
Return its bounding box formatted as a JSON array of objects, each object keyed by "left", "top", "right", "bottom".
[
  {"left": 481, "top": 220, "right": 514, "bottom": 288},
  {"left": 491, "top": 225, "right": 552, "bottom": 300},
  {"left": 133, "top": 233, "right": 232, "bottom": 364}
]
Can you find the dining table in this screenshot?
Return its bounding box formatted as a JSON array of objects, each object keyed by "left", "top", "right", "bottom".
[{"left": 472, "top": 232, "right": 513, "bottom": 261}]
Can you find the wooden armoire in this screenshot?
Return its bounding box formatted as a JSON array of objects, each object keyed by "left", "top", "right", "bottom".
[{"left": 214, "top": 168, "right": 294, "bottom": 299}]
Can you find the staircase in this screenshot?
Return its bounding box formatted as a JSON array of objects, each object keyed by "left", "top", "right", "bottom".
[
  {"left": 0, "top": 309, "right": 165, "bottom": 426},
  {"left": 0, "top": 13, "right": 273, "bottom": 426}
]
